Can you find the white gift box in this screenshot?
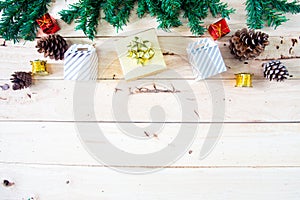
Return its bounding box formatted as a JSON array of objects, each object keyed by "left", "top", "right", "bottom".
[
  {"left": 64, "top": 44, "right": 98, "bottom": 81},
  {"left": 187, "top": 38, "right": 226, "bottom": 80}
]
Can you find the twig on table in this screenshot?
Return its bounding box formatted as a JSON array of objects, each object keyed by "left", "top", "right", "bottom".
[
  {"left": 128, "top": 87, "right": 134, "bottom": 95},
  {"left": 130, "top": 83, "right": 180, "bottom": 94},
  {"left": 153, "top": 133, "right": 159, "bottom": 139},
  {"left": 114, "top": 88, "right": 122, "bottom": 93},
  {"left": 0, "top": 41, "right": 6, "bottom": 47},
  {"left": 194, "top": 110, "right": 200, "bottom": 118},
  {"left": 162, "top": 52, "right": 175, "bottom": 56},
  {"left": 144, "top": 131, "right": 150, "bottom": 137}
]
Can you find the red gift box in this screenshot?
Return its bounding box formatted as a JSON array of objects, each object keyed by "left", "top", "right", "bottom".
[
  {"left": 36, "top": 13, "right": 60, "bottom": 34},
  {"left": 208, "top": 18, "right": 230, "bottom": 40}
]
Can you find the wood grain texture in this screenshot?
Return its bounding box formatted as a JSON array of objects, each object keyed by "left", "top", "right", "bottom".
[
  {"left": 1, "top": 164, "right": 300, "bottom": 200},
  {"left": 0, "top": 122, "right": 299, "bottom": 167},
  {"left": 0, "top": 1, "right": 300, "bottom": 199},
  {"left": 1, "top": 80, "right": 299, "bottom": 122}
]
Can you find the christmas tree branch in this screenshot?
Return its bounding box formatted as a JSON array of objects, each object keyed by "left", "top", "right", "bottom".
[
  {"left": 59, "top": 0, "right": 234, "bottom": 40},
  {"left": 208, "top": 0, "right": 235, "bottom": 18},
  {"left": 246, "top": 0, "right": 265, "bottom": 29},
  {"left": 182, "top": 0, "right": 207, "bottom": 35},
  {"left": 59, "top": 4, "right": 81, "bottom": 24},
  {"left": 264, "top": 8, "right": 288, "bottom": 27},
  {"left": 137, "top": 0, "right": 148, "bottom": 17},
  {"left": 103, "top": 0, "right": 136, "bottom": 31},
  {"left": 182, "top": 0, "right": 234, "bottom": 35},
  {"left": 0, "top": 0, "right": 51, "bottom": 42},
  {"left": 59, "top": 0, "right": 102, "bottom": 40},
  {"left": 156, "top": 0, "right": 182, "bottom": 29},
  {"left": 271, "top": 0, "right": 300, "bottom": 14},
  {"left": 246, "top": 0, "right": 300, "bottom": 29}
]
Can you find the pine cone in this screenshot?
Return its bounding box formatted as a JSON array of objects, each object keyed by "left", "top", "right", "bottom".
[
  {"left": 229, "top": 28, "right": 269, "bottom": 60},
  {"left": 263, "top": 60, "right": 289, "bottom": 81},
  {"left": 36, "top": 34, "right": 68, "bottom": 60},
  {"left": 10, "top": 71, "right": 32, "bottom": 90}
]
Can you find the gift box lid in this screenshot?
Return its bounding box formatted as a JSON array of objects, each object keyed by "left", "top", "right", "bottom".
[
  {"left": 187, "top": 38, "right": 217, "bottom": 54},
  {"left": 115, "top": 29, "right": 167, "bottom": 81}
]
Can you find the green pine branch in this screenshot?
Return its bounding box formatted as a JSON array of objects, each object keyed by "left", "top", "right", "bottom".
[
  {"left": 59, "top": 4, "right": 81, "bottom": 24},
  {"left": 137, "top": 0, "right": 148, "bottom": 18},
  {"left": 246, "top": 0, "right": 265, "bottom": 29},
  {"left": 0, "top": 0, "right": 51, "bottom": 42},
  {"left": 59, "top": 0, "right": 102, "bottom": 40},
  {"left": 182, "top": 0, "right": 208, "bottom": 35},
  {"left": 156, "top": 0, "right": 182, "bottom": 29},
  {"left": 59, "top": 0, "right": 235, "bottom": 40},
  {"left": 246, "top": 0, "right": 300, "bottom": 29},
  {"left": 1, "top": 0, "right": 299, "bottom": 42},
  {"left": 182, "top": 0, "right": 234, "bottom": 35},
  {"left": 103, "top": 0, "right": 136, "bottom": 31},
  {"left": 271, "top": 0, "right": 300, "bottom": 14},
  {"left": 208, "top": 0, "right": 235, "bottom": 18}
]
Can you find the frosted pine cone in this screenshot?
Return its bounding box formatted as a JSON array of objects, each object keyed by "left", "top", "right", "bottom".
[{"left": 262, "top": 60, "right": 290, "bottom": 81}]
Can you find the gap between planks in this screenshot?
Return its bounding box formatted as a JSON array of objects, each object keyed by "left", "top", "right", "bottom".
[
  {"left": 1, "top": 122, "right": 299, "bottom": 167},
  {"left": 0, "top": 120, "right": 300, "bottom": 124},
  {"left": 1, "top": 162, "right": 300, "bottom": 169}
]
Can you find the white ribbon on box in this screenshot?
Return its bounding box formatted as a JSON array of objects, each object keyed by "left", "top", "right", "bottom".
[
  {"left": 64, "top": 44, "right": 98, "bottom": 81},
  {"left": 187, "top": 38, "right": 226, "bottom": 81}
]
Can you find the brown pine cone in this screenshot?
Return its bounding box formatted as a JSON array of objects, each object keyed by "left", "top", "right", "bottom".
[
  {"left": 10, "top": 71, "right": 32, "bottom": 90},
  {"left": 36, "top": 34, "right": 68, "bottom": 60},
  {"left": 229, "top": 28, "right": 269, "bottom": 60}
]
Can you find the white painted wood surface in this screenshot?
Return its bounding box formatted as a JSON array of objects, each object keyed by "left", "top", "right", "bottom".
[
  {"left": 0, "top": 0, "right": 300, "bottom": 199},
  {"left": 1, "top": 164, "right": 300, "bottom": 200}
]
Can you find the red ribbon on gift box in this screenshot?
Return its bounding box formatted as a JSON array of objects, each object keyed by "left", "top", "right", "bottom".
[
  {"left": 36, "top": 13, "right": 60, "bottom": 34},
  {"left": 208, "top": 18, "right": 230, "bottom": 40}
]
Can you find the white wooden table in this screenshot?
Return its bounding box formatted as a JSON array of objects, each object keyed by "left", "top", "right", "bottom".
[{"left": 1, "top": 1, "right": 300, "bottom": 199}]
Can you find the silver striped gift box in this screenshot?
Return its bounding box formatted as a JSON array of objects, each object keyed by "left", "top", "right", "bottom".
[
  {"left": 64, "top": 44, "right": 98, "bottom": 81},
  {"left": 187, "top": 38, "right": 226, "bottom": 81}
]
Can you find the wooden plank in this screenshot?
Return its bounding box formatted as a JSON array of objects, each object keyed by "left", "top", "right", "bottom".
[
  {"left": 0, "top": 37, "right": 299, "bottom": 80},
  {"left": 47, "top": 0, "right": 300, "bottom": 37},
  {"left": 0, "top": 1, "right": 299, "bottom": 200},
  {"left": 0, "top": 80, "right": 299, "bottom": 122},
  {"left": 1, "top": 164, "right": 300, "bottom": 199},
  {"left": 0, "top": 122, "right": 299, "bottom": 167}
]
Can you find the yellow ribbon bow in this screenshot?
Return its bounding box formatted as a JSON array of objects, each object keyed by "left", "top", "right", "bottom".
[
  {"left": 127, "top": 37, "right": 155, "bottom": 65},
  {"left": 37, "top": 14, "right": 51, "bottom": 27}
]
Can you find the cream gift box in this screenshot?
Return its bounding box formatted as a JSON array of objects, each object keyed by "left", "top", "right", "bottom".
[
  {"left": 115, "top": 29, "right": 167, "bottom": 81},
  {"left": 64, "top": 44, "right": 98, "bottom": 81},
  {"left": 187, "top": 38, "right": 226, "bottom": 80}
]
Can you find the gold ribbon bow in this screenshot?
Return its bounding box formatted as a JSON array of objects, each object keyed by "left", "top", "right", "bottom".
[
  {"left": 127, "top": 37, "right": 155, "bottom": 65},
  {"left": 37, "top": 14, "right": 52, "bottom": 27}
]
